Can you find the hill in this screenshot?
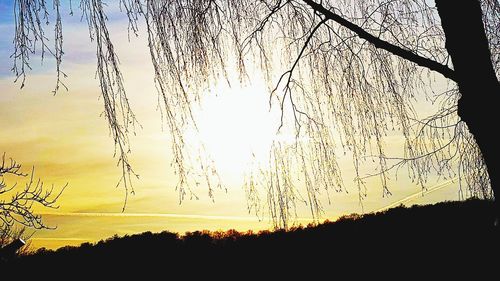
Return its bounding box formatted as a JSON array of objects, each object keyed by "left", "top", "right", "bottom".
[{"left": 2, "top": 199, "right": 499, "bottom": 278}]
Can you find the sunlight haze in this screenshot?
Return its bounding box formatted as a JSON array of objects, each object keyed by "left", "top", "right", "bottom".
[{"left": 0, "top": 0, "right": 461, "bottom": 250}]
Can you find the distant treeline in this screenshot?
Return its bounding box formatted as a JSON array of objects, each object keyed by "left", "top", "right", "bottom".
[{"left": 2, "top": 199, "right": 498, "bottom": 279}]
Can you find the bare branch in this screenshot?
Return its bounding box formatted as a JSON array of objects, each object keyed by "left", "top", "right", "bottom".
[
  {"left": 80, "top": 0, "right": 139, "bottom": 210},
  {"left": 7, "top": 0, "right": 498, "bottom": 228},
  {"left": 0, "top": 154, "right": 66, "bottom": 237},
  {"left": 302, "top": 0, "right": 457, "bottom": 81}
]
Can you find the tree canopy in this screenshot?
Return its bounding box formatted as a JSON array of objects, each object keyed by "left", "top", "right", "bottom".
[{"left": 8, "top": 0, "right": 500, "bottom": 228}]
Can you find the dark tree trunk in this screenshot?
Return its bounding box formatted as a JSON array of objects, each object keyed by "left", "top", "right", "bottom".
[{"left": 435, "top": 0, "right": 500, "bottom": 222}]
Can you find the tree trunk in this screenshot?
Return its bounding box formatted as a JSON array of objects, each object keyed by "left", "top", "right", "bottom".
[{"left": 435, "top": 0, "right": 500, "bottom": 222}]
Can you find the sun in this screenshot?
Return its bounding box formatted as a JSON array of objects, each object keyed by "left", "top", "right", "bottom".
[{"left": 188, "top": 78, "right": 281, "bottom": 184}]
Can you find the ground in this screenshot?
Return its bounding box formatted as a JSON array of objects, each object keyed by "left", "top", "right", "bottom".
[{"left": 2, "top": 199, "right": 498, "bottom": 279}]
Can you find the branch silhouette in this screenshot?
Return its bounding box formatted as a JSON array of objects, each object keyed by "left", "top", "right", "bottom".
[{"left": 302, "top": 0, "right": 457, "bottom": 81}]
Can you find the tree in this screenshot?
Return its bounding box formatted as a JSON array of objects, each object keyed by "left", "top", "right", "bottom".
[
  {"left": 8, "top": 0, "right": 500, "bottom": 227},
  {"left": 0, "top": 154, "right": 66, "bottom": 243}
]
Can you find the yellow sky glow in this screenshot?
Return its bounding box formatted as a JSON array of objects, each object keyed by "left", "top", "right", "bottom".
[{"left": 0, "top": 8, "right": 461, "bottom": 250}]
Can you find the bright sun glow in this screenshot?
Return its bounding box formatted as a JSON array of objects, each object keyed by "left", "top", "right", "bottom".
[{"left": 189, "top": 78, "right": 282, "bottom": 182}]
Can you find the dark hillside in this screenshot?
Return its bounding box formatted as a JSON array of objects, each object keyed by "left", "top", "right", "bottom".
[{"left": 2, "top": 199, "right": 498, "bottom": 279}]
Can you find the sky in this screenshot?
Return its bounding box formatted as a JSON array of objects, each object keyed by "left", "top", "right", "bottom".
[{"left": 0, "top": 0, "right": 461, "bottom": 250}]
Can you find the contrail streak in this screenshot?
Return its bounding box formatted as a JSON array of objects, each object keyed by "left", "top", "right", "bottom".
[
  {"left": 30, "top": 238, "right": 89, "bottom": 241},
  {"left": 39, "top": 212, "right": 259, "bottom": 221},
  {"left": 40, "top": 179, "right": 458, "bottom": 224},
  {"left": 374, "top": 177, "right": 458, "bottom": 213},
  {"left": 39, "top": 212, "right": 313, "bottom": 222}
]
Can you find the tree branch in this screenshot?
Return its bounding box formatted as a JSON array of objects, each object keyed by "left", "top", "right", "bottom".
[{"left": 302, "top": 0, "right": 457, "bottom": 82}]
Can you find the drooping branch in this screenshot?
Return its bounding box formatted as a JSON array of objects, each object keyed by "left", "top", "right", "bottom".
[
  {"left": 302, "top": 0, "right": 457, "bottom": 82},
  {"left": 7, "top": 0, "right": 498, "bottom": 228},
  {"left": 12, "top": 0, "right": 67, "bottom": 92},
  {"left": 81, "top": 0, "right": 139, "bottom": 210},
  {"left": 272, "top": 18, "right": 328, "bottom": 130}
]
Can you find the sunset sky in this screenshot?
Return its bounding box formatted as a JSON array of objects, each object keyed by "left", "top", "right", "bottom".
[{"left": 0, "top": 0, "right": 460, "bottom": 250}]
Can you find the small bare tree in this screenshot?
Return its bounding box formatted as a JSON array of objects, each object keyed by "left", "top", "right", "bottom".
[
  {"left": 0, "top": 227, "right": 34, "bottom": 257},
  {"left": 0, "top": 153, "right": 66, "bottom": 245}
]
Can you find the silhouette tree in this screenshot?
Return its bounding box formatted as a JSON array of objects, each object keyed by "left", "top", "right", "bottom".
[
  {"left": 8, "top": 0, "right": 500, "bottom": 227},
  {"left": 0, "top": 154, "right": 66, "bottom": 242}
]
